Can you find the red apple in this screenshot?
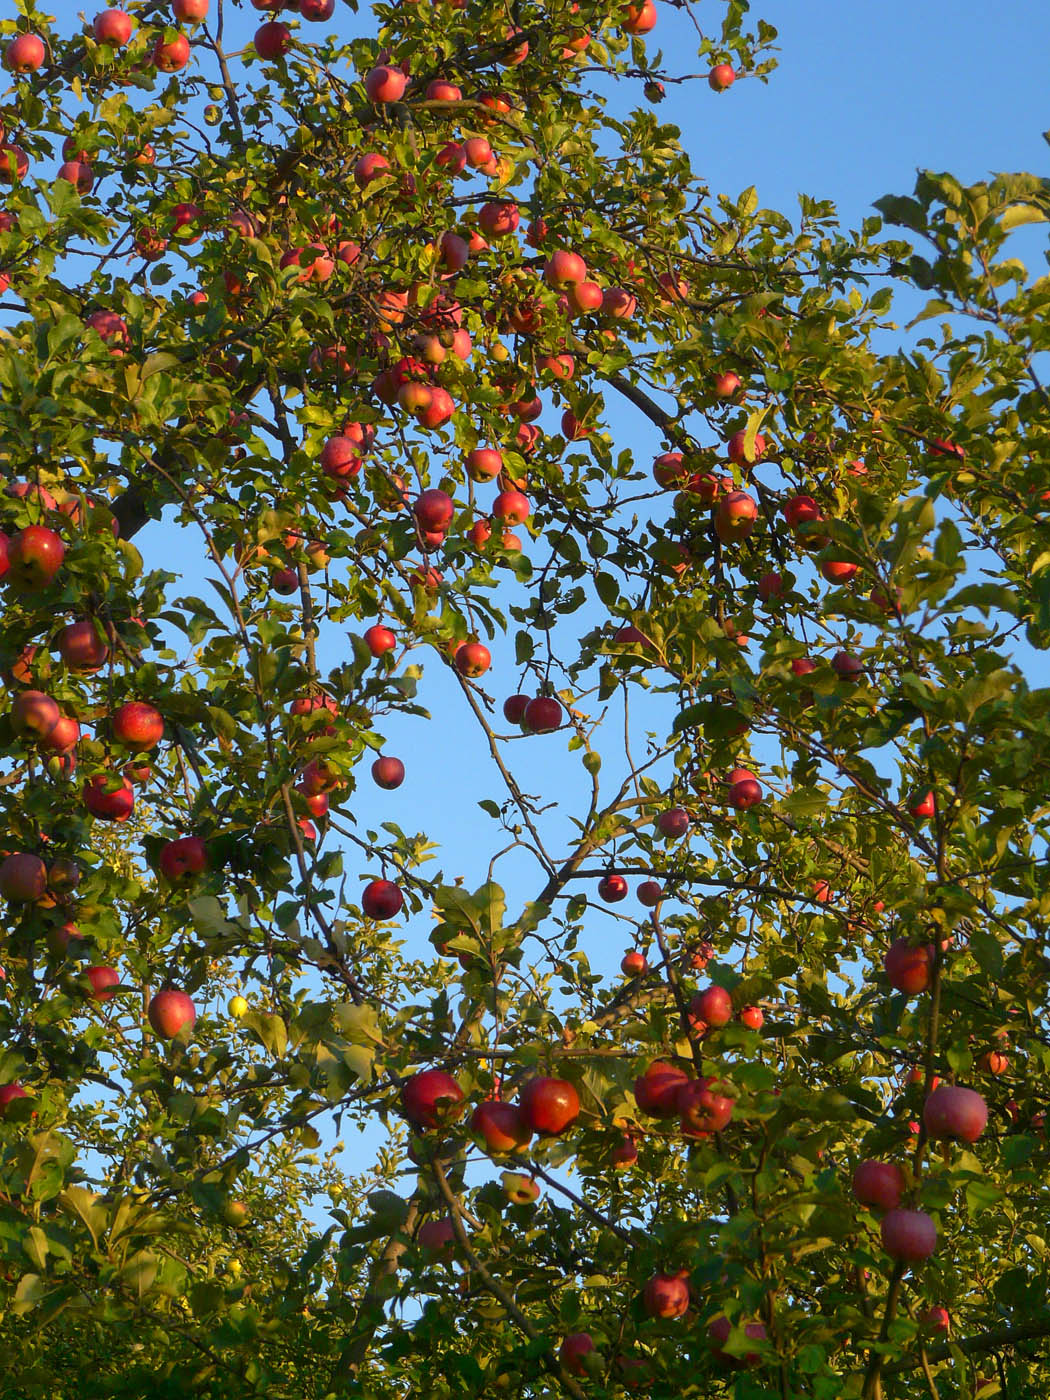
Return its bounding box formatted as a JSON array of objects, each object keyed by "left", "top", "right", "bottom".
[
  {"left": 503, "top": 694, "right": 530, "bottom": 724},
  {"left": 714, "top": 491, "right": 758, "bottom": 544},
  {"left": 598, "top": 873, "right": 628, "bottom": 903},
  {"left": 757, "top": 571, "right": 783, "bottom": 604},
  {"left": 978, "top": 1049, "right": 1009, "bottom": 1076},
  {"left": 417, "top": 1217, "right": 455, "bottom": 1253},
  {"left": 852, "top": 1160, "right": 904, "bottom": 1212},
  {"left": 634, "top": 1060, "right": 689, "bottom": 1117},
  {"left": 501, "top": 1171, "right": 541, "bottom": 1204},
  {"left": 173, "top": 0, "right": 208, "bottom": 19},
  {"left": 690, "top": 984, "right": 732, "bottom": 1027},
  {"left": 86, "top": 964, "right": 119, "bottom": 1000},
  {"left": 5, "top": 34, "right": 46, "bottom": 73},
  {"left": 657, "top": 807, "right": 690, "bottom": 838},
  {"left": 492, "top": 490, "right": 530, "bottom": 525},
  {"left": 518, "top": 1076, "right": 580, "bottom": 1135},
  {"left": 371, "top": 756, "right": 405, "bottom": 790},
  {"left": 478, "top": 200, "right": 519, "bottom": 236},
  {"left": 636, "top": 880, "right": 663, "bottom": 907},
  {"left": 523, "top": 696, "right": 562, "bottom": 733},
  {"left": 739, "top": 1005, "right": 764, "bottom": 1031},
  {"left": 883, "top": 940, "right": 933, "bottom": 995},
  {"left": 402, "top": 1068, "right": 464, "bottom": 1129},
  {"left": 38, "top": 713, "right": 80, "bottom": 753},
  {"left": 148, "top": 987, "right": 197, "bottom": 1038},
  {"left": 363, "top": 624, "right": 396, "bottom": 657},
  {"left": 559, "top": 1334, "right": 594, "bottom": 1376},
  {"left": 10, "top": 689, "right": 60, "bottom": 741},
  {"left": 643, "top": 1270, "right": 689, "bottom": 1319},
  {"left": 708, "top": 1315, "right": 766, "bottom": 1366},
  {"left": 466, "top": 448, "right": 503, "bottom": 482},
  {"left": 471, "top": 1100, "right": 532, "bottom": 1154},
  {"left": 831, "top": 650, "right": 864, "bottom": 681},
  {"left": 353, "top": 153, "right": 390, "bottom": 187},
  {"left": 610, "top": 1135, "right": 638, "bottom": 1167},
  {"left": 111, "top": 701, "right": 164, "bottom": 749},
  {"left": 83, "top": 774, "right": 134, "bottom": 821},
  {"left": 0, "top": 1083, "right": 28, "bottom": 1114},
  {"left": 362, "top": 879, "right": 403, "bottom": 920},
  {"left": 455, "top": 642, "right": 491, "bottom": 678},
  {"left": 713, "top": 371, "right": 741, "bottom": 398},
  {"left": 93, "top": 9, "right": 134, "bottom": 44},
  {"left": 158, "top": 836, "right": 208, "bottom": 883},
  {"left": 544, "top": 250, "right": 587, "bottom": 288},
  {"left": 56, "top": 619, "right": 109, "bottom": 672},
  {"left": 923, "top": 1085, "right": 987, "bottom": 1143},
  {"left": 254, "top": 21, "right": 292, "bottom": 59},
  {"left": 726, "top": 429, "right": 764, "bottom": 465},
  {"left": 0, "top": 853, "right": 47, "bottom": 903},
  {"left": 365, "top": 65, "right": 407, "bottom": 103},
  {"left": 677, "top": 1077, "right": 733, "bottom": 1135},
  {"left": 623, "top": 0, "right": 658, "bottom": 34},
  {"left": 920, "top": 1306, "right": 950, "bottom": 1336},
  {"left": 708, "top": 63, "right": 735, "bottom": 92},
  {"left": 152, "top": 32, "right": 191, "bottom": 71},
  {"left": 7, "top": 525, "right": 64, "bottom": 589},
  {"left": 621, "top": 950, "right": 648, "bottom": 975},
  {"left": 413, "top": 488, "right": 454, "bottom": 533},
  {"left": 909, "top": 789, "right": 936, "bottom": 820},
  {"left": 727, "top": 768, "right": 762, "bottom": 809},
  {"left": 881, "top": 1208, "right": 936, "bottom": 1261}
]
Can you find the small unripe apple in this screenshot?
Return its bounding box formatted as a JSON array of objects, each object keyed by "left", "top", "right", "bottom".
[{"left": 228, "top": 995, "right": 248, "bottom": 1019}]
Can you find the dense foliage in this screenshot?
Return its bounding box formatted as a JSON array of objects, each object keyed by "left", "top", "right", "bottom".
[{"left": 0, "top": 1, "right": 1048, "bottom": 1397}]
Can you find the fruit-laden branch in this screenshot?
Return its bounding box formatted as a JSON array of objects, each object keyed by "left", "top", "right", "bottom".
[{"left": 881, "top": 1315, "right": 1050, "bottom": 1374}]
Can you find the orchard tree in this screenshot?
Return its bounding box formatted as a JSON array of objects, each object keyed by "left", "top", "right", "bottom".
[{"left": 0, "top": 1, "right": 1047, "bottom": 1397}]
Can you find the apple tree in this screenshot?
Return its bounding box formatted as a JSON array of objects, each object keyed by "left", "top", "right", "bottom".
[{"left": 0, "top": 1, "right": 1048, "bottom": 1397}]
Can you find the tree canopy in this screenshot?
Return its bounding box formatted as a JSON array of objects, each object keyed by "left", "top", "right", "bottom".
[{"left": 0, "top": 2, "right": 1048, "bottom": 1397}]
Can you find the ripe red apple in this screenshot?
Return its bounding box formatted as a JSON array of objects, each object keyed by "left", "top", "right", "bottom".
[
  {"left": 524, "top": 696, "right": 562, "bottom": 733},
  {"left": 622, "top": 0, "right": 658, "bottom": 34},
  {"left": 83, "top": 774, "right": 135, "bottom": 821},
  {"left": 709, "top": 63, "right": 735, "bottom": 92},
  {"left": 713, "top": 371, "right": 741, "bottom": 398},
  {"left": 634, "top": 1060, "right": 689, "bottom": 1117},
  {"left": 610, "top": 1135, "right": 638, "bottom": 1167},
  {"left": 739, "top": 1005, "right": 764, "bottom": 1031},
  {"left": 57, "top": 618, "right": 109, "bottom": 672},
  {"left": 148, "top": 987, "right": 197, "bottom": 1038},
  {"left": 708, "top": 1315, "right": 766, "bottom": 1366},
  {"left": 353, "top": 152, "right": 391, "bottom": 187},
  {"left": 883, "top": 940, "right": 933, "bottom": 995},
  {"left": 636, "top": 880, "right": 663, "bottom": 907},
  {"left": 726, "top": 429, "right": 764, "bottom": 465},
  {"left": 503, "top": 694, "right": 530, "bottom": 724},
  {"left": 923, "top": 1085, "right": 987, "bottom": 1143},
  {"left": 909, "top": 789, "right": 936, "bottom": 820},
  {"left": 652, "top": 452, "right": 686, "bottom": 488},
  {"left": 173, "top": 0, "right": 208, "bottom": 18},
  {"left": 598, "top": 873, "right": 628, "bottom": 903},
  {"left": 111, "top": 701, "right": 164, "bottom": 750},
  {"left": 643, "top": 1270, "right": 689, "bottom": 1319},
  {"left": 10, "top": 689, "right": 60, "bottom": 741},
  {"left": 93, "top": 9, "right": 134, "bottom": 44},
  {"left": 558, "top": 1333, "right": 595, "bottom": 1377},
  {"left": 727, "top": 768, "right": 762, "bottom": 809},
  {"left": 371, "top": 756, "right": 405, "bottom": 790},
  {"left": 5, "top": 34, "right": 46, "bottom": 73},
  {"left": 621, "top": 950, "right": 648, "bottom": 975},
  {"left": 920, "top": 1306, "right": 950, "bottom": 1336},
  {"left": 427, "top": 78, "right": 462, "bottom": 101},
  {"left": 466, "top": 448, "right": 503, "bottom": 482},
  {"left": 757, "top": 571, "right": 783, "bottom": 604},
  {"left": 455, "top": 642, "right": 491, "bottom": 678},
  {"left": 852, "top": 1160, "right": 904, "bottom": 1212},
  {"left": 363, "top": 624, "right": 396, "bottom": 657},
  {"left": 152, "top": 32, "right": 191, "bottom": 71},
  {"left": 0, "top": 1083, "right": 28, "bottom": 1114},
  {"left": 159, "top": 836, "right": 208, "bottom": 883},
  {"left": 463, "top": 136, "right": 493, "bottom": 167},
  {"left": 690, "top": 984, "right": 732, "bottom": 1027},
  {"left": 417, "top": 1217, "right": 455, "bottom": 1253},
  {"left": 478, "top": 200, "right": 519, "bottom": 236},
  {"left": 493, "top": 490, "right": 530, "bottom": 525},
  {"left": 0, "top": 853, "right": 47, "bottom": 903},
  {"left": 832, "top": 650, "right": 864, "bottom": 680},
  {"left": 657, "top": 807, "right": 690, "bottom": 838},
  {"left": 38, "top": 713, "right": 80, "bottom": 753},
  {"left": 501, "top": 1171, "right": 541, "bottom": 1204},
  {"left": 86, "top": 964, "right": 119, "bottom": 1000},
  {"left": 299, "top": 0, "right": 335, "bottom": 16},
  {"left": 362, "top": 879, "right": 403, "bottom": 920},
  {"left": 413, "top": 488, "right": 454, "bottom": 533},
  {"left": 677, "top": 1077, "right": 733, "bottom": 1135},
  {"left": 820, "top": 558, "right": 858, "bottom": 584},
  {"left": 365, "top": 65, "right": 407, "bottom": 102},
  {"left": 8, "top": 525, "right": 64, "bottom": 589},
  {"left": 255, "top": 21, "right": 292, "bottom": 59},
  {"left": 518, "top": 1076, "right": 580, "bottom": 1135},
  {"left": 544, "top": 249, "right": 587, "bottom": 288},
  {"left": 881, "top": 1208, "right": 936, "bottom": 1262},
  {"left": 401, "top": 1068, "right": 464, "bottom": 1129},
  {"left": 471, "top": 1100, "right": 532, "bottom": 1154},
  {"left": 714, "top": 491, "right": 758, "bottom": 544}
]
